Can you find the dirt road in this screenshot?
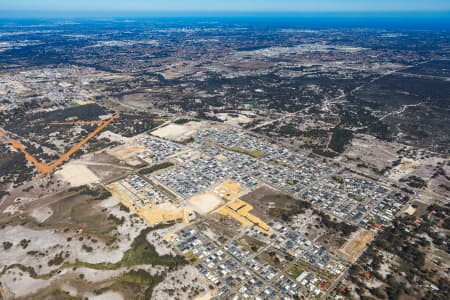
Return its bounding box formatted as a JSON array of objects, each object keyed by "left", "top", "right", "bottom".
[{"left": 4, "top": 113, "right": 120, "bottom": 174}]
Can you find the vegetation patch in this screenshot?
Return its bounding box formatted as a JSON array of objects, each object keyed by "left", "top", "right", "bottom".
[
  {"left": 287, "top": 265, "right": 305, "bottom": 280},
  {"left": 179, "top": 137, "right": 195, "bottom": 145},
  {"left": 315, "top": 211, "right": 358, "bottom": 237},
  {"left": 110, "top": 269, "right": 165, "bottom": 300},
  {"left": 400, "top": 175, "right": 427, "bottom": 189},
  {"left": 224, "top": 146, "right": 265, "bottom": 158},
  {"left": 343, "top": 205, "right": 450, "bottom": 300},
  {"left": 67, "top": 227, "right": 187, "bottom": 270},
  {"left": 139, "top": 162, "right": 174, "bottom": 175},
  {"left": 328, "top": 127, "right": 353, "bottom": 153},
  {"left": 68, "top": 184, "right": 112, "bottom": 201},
  {"left": 185, "top": 251, "right": 198, "bottom": 263}
]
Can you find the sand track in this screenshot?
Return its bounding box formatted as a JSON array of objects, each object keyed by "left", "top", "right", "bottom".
[{"left": 2, "top": 113, "right": 119, "bottom": 174}]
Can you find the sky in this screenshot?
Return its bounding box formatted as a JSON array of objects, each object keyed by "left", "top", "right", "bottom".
[{"left": 1, "top": 0, "right": 450, "bottom": 12}]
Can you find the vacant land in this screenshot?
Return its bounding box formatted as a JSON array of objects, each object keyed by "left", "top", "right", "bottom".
[
  {"left": 199, "top": 214, "right": 242, "bottom": 243},
  {"left": 216, "top": 198, "right": 271, "bottom": 234},
  {"left": 259, "top": 247, "right": 295, "bottom": 269},
  {"left": 241, "top": 185, "right": 308, "bottom": 222},
  {"left": 188, "top": 193, "right": 223, "bottom": 215},
  {"left": 43, "top": 193, "right": 119, "bottom": 244},
  {"left": 56, "top": 163, "right": 100, "bottom": 187},
  {"left": 338, "top": 229, "right": 375, "bottom": 263},
  {"left": 109, "top": 144, "right": 146, "bottom": 161},
  {"left": 151, "top": 124, "right": 194, "bottom": 141},
  {"left": 138, "top": 204, "right": 190, "bottom": 227}
]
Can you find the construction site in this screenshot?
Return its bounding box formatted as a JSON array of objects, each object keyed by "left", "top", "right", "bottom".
[
  {"left": 216, "top": 198, "right": 271, "bottom": 235},
  {"left": 107, "top": 174, "right": 194, "bottom": 226},
  {"left": 106, "top": 170, "right": 271, "bottom": 235},
  {"left": 212, "top": 180, "right": 271, "bottom": 235}
]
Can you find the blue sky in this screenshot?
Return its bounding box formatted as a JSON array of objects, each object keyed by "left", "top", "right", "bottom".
[{"left": 1, "top": 0, "right": 450, "bottom": 12}]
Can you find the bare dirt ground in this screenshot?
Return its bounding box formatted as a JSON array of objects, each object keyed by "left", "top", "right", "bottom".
[
  {"left": 194, "top": 291, "right": 215, "bottom": 300},
  {"left": 1, "top": 268, "right": 50, "bottom": 298},
  {"left": 188, "top": 192, "right": 224, "bottom": 215},
  {"left": 0, "top": 175, "right": 70, "bottom": 221},
  {"left": 198, "top": 214, "right": 242, "bottom": 243},
  {"left": 120, "top": 92, "right": 156, "bottom": 110},
  {"left": 3, "top": 263, "right": 165, "bottom": 300},
  {"left": 70, "top": 152, "right": 133, "bottom": 183},
  {"left": 56, "top": 162, "right": 100, "bottom": 186},
  {"left": 240, "top": 184, "right": 295, "bottom": 221},
  {"left": 215, "top": 113, "right": 254, "bottom": 126},
  {"left": 316, "top": 233, "right": 347, "bottom": 255},
  {"left": 86, "top": 291, "right": 124, "bottom": 300},
  {"left": 138, "top": 204, "right": 189, "bottom": 227},
  {"left": 108, "top": 144, "right": 147, "bottom": 161},
  {"left": 151, "top": 124, "right": 196, "bottom": 141},
  {"left": 342, "top": 134, "right": 401, "bottom": 174},
  {"left": 29, "top": 206, "right": 53, "bottom": 223},
  {"left": 87, "top": 164, "right": 131, "bottom": 184},
  {"left": 389, "top": 155, "right": 444, "bottom": 181},
  {"left": 338, "top": 229, "right": 375, "bottom": 263},
  {"left": 213, "top": 180, "right": 242, "bottom": 201},
  {"left": 411, "top": 200, "right": 430, "bottom": 217},
  {"left": 98, "top": 130, "right": 130, "bottom": 143},
  {"left": 290, "top": 209, "right": 326, "bottom": 241}
]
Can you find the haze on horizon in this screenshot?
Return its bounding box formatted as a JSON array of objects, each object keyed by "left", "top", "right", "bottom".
[{"left": 2, "top": 0, "right": 450, "bottom": 13}]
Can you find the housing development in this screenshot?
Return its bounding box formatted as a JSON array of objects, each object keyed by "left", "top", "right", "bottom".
[{"left": 99, "top": 121, "right": 411, "bottom": 299}]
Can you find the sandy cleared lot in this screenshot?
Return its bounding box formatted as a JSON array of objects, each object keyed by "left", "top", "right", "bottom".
[
  {"left": 399, "top": 158, "right": 420, "bottom": 171},
  {"left": 388, "top": 158, "right": 421, "bottom": 180},
  {"left": 404, "top": 205, "right": 417, "bottom": 215},
  {"left": 215, "top": 113, "right": 253, "bottom": 126},
  {"left": 0, "top": 268, "right": 50, "bottom": 298},
  {"left": 214, "top": 180, "right": 242, "bottom": 201},
  {"left": 195, "top": 291, "right": 215, "bottom": 300},
  {"left": 98, "top": 130, "right": 130, "bottom": 143},
  {"left": 151, "top": 124, "right": 195, "bottom": 141},
  {"left": 108, "top": 144, "right": 146, "bottom": 160},
  {"left": 138, "top": 204, "right": 190, "bottom": 226},
  {"left": 56, "top": 163, "right": 100, "bottom": 186},
  {"left": 86, "top": 291, "right": 124, "bottom": 300},
  {"left": 338, "top": 229, "right": 374, "bottom": 262},
  {"left": 30, "top": 206, "right": 54, "bottom": 223},
  {"left": 189, "top": 192, "right": 224, "bottom": 215},
  {"left": 108, "top": 182, "right": 136, "bottom": 208}
]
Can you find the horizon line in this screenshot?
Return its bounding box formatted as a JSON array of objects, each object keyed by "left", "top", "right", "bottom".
[{"left": 2, "top": 10, "right": 450, "bottom": 13}]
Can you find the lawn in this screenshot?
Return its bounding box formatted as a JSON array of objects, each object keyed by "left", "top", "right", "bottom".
[
  {"left": 287, "top": 265, "right": 305, "bottom": 280},
  {"left": 226, "top": 146, "right": 265, "bottom": 159},
  {"left": 185, "top": 251, "right": 198, "bottom": 263}
]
